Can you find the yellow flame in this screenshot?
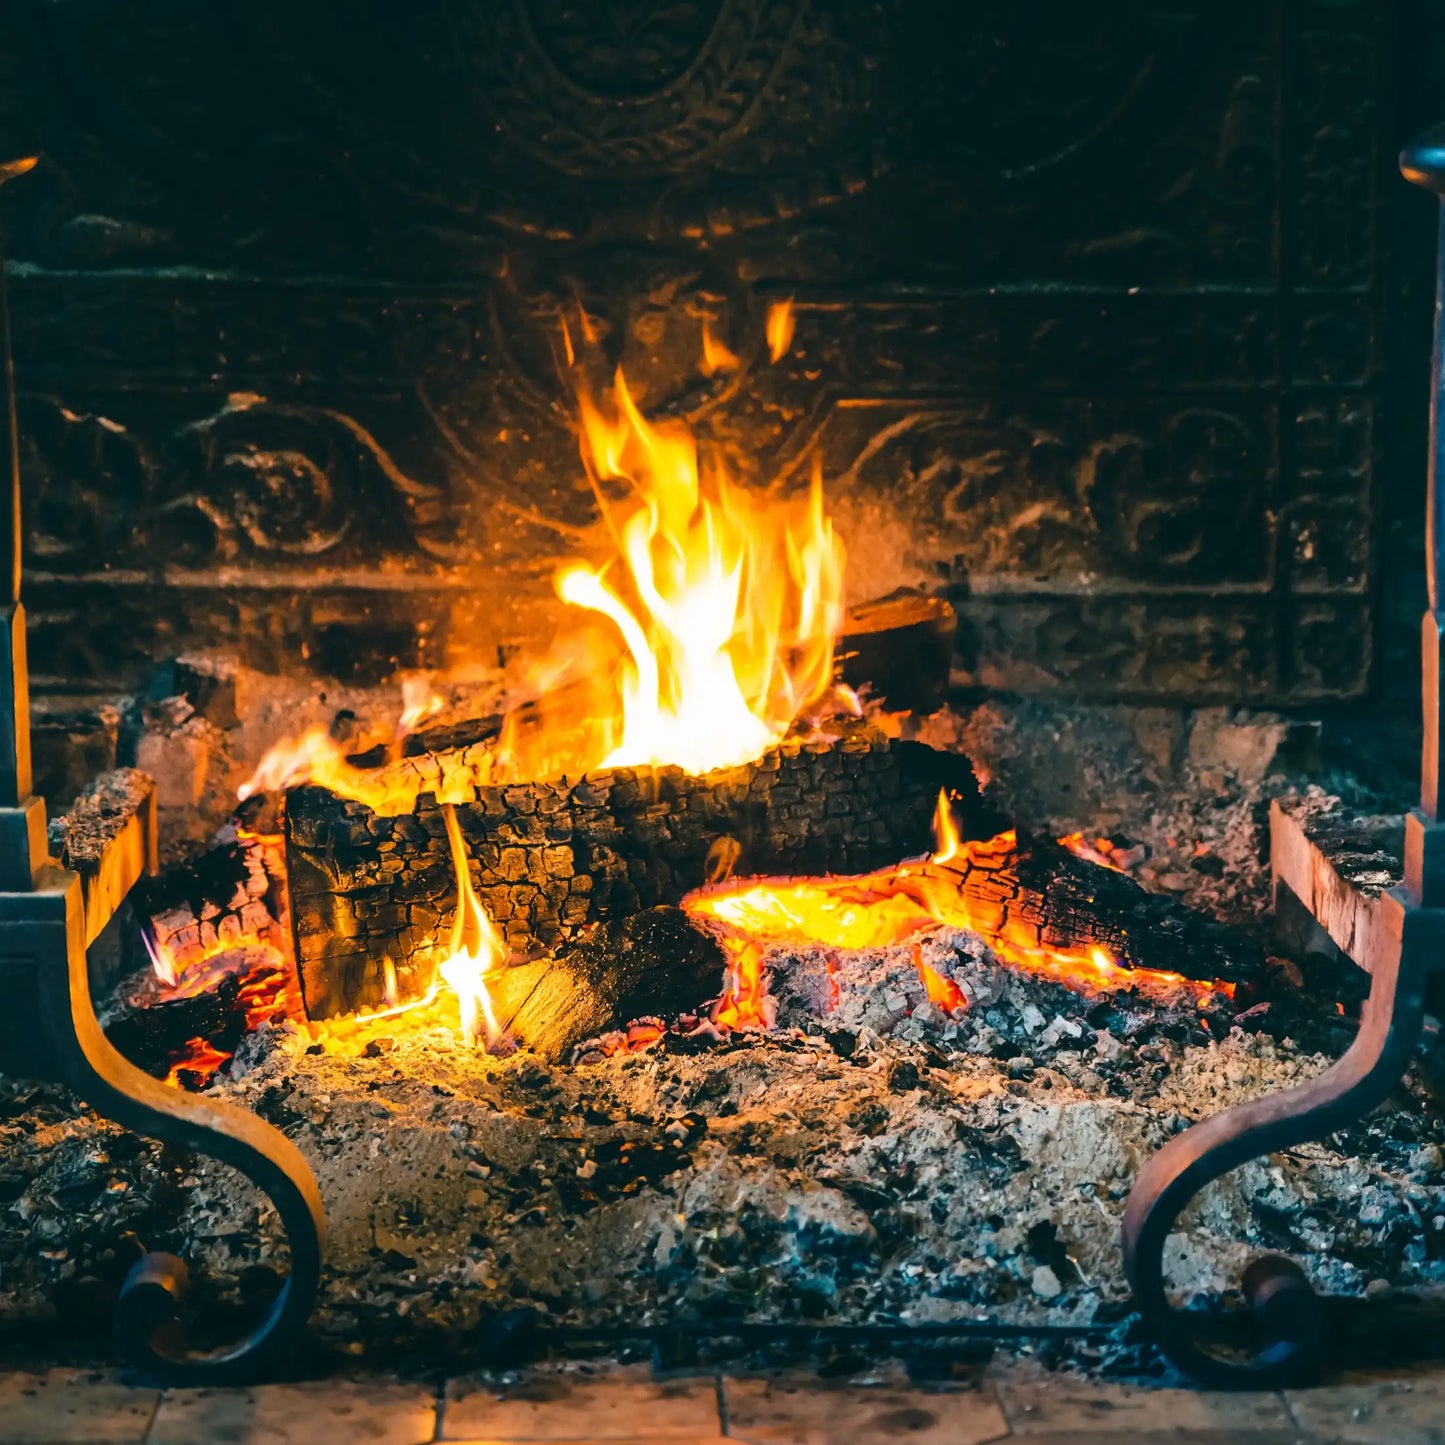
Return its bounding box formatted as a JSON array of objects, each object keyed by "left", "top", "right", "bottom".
[
  {"left": 436, "top": 803, "right": 505, "bottom": 1046},
  {"left": 766, "top": 300, "right": 795, "bottom": 363},
  {"left": 931, "top": 789, "right": 964, "bottom": 865},
  {"left": 562, "top": 367, "right": 845, "bottom": 775}
]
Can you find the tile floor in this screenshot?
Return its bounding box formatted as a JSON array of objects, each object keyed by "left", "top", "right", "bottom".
[{"left": 0, "top": 1363, "right": 1441, "bottom": 1444}]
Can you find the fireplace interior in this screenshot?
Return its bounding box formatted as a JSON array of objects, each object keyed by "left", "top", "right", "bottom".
[{"left": 2, "top": 0, "right": 1444, "bottom": 1396}]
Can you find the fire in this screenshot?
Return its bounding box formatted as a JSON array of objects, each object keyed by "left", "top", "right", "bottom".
[
  {"left": 435, "top": 804, "right": 505, "bottom": 1047},
  {"left": 766, "top": 300, "right": 795, "bottom": 363},
  {"left": 241, "top": 317, "right": 846, "bottom": 810},
  {"left": 932, "top": 788, "right": 964, "bottom": 864},
  {"left": 560, "top": 369, "right": 845, "bottom": 775},
  {"left": 685, "top": 790, "right": 1230, "bottom": 1030}
]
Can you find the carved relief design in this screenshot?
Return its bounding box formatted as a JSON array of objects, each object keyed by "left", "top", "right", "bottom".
[
  {"left": 19, "top": 397, "right": 455, "bottom": 576},
  {"left": 447, "top": 0, "right": 806, "bottom": 176},
  {"left": 1082, "top": 410, "right": 1265, "bottom": 582},
  {"left": 0, "top": 1, "right": 1396, "bottom": 705},
  {"left": 829, "top": 402, "right": 1270, "bottom": 590}
]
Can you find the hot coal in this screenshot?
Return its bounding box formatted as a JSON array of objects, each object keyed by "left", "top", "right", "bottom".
[{"left": 102, "top": 976, "right": 249, "bottom": 1082}]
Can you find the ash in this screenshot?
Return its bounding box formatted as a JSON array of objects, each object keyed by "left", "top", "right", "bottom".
[{"left": 2, "top": 928, "right": 1443, "bottom": 1376}]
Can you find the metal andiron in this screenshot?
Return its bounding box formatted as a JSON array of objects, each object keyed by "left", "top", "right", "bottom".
[
  {"left": 1120, "top": 131, "right": 1445, "bottom": 1389},
  {"left": 0, "top": 158, "right": 325, "bottom": 1384}
]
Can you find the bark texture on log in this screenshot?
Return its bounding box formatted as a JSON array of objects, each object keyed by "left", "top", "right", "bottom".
[
  {"left": 285, "top": 735, "right": 977, "bottom": 1020},
  {"left": 927, "top": 835, "right": 1261, "bottom": 983}
]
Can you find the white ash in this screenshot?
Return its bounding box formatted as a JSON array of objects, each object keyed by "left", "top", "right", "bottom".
[
  {"left": 0, "top": 985, "right": 1442, "bottom": 1374},
  {"left": 765, "top": 927, "right": 1230, "bottom": 1055}
]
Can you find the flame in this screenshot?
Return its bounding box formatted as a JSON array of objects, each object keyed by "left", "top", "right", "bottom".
[
  {"left": 561, "top": 369, "right": 845, "bottom": 775},
  {"left": 685, "top": 802, "right": 1232, "bottom": 1030},
  {"left": 701, "top": 322, "right": 739, "bottom": 375},
  {"left": 435, "top": 804, "right": 505, "bottom": 1046},
  {"left": 241, "top": 350, "right": 846, "bottom": 809},
  {"left": 932, "top": 789, "right": 964, "bottom": 865},
  {"left": 766, "top": 300, "right": 795, "bottom": 363}
]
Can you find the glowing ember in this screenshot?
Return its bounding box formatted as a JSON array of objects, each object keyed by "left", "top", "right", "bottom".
[
  {"left": 435, "top": 803, "right": 505, "bottom": 1047},
  {"left": 686, "top": 790, "right": 1231, "bottom": 1030},
  {"left": 1057, "top": 832, "right": 1137, "bottom": 873},
  {"left": 148, "top": 944, "right": 301, "bottom": 1089}
]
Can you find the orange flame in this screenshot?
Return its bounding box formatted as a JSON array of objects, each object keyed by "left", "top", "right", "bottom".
[
  {"left": 241, "top": 346, "right": 846, "bottom": 808},
  {"left": 436, "top": 803, "right": 505, "bottom": 1046},
  {"left": 766, "top": 300, "right": 795, "bottom": 363},
  {"left": 561, "top": 369, "right": 845, "bottom": 775},
  {"left": 701, "top": 322, "right": 740, "bottom": 375}
]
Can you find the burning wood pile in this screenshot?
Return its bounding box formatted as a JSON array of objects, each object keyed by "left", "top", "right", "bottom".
[
  {"left": 23, "top": 313, "right": 1441, "bottom": 1373},
  {"left": 105, "top": 348, "right": 1258, "bottom": 1089}
]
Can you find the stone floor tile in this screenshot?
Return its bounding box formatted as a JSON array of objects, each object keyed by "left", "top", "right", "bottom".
[
  {"left": 1285, "top": 1377, "right": 1445, "bottom": 1443},
  {"left": 1000, "top": 1381, "right": 1294, "bottom": 1436},
  {"left": 0, "top": 1370, "right": 159, "bottom": 1445},
  {"left": 443, "top": 1372, "right": 720, "bottom": 1441},
  {"left": 149, "top": 1380, "right": 437, "bottom": 1445},
  {"left": 722, "top": 1377, "right": 1010, "bottom": 1445}
]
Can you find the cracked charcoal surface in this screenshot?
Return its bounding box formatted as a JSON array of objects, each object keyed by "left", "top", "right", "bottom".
[{"left": 286, "top": 735, "right": 973, "bottom": 1019}]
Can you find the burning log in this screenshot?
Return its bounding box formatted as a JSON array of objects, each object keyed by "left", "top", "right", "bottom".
[
  {"left": 686, "top": 829, "right": 1261, "bottom": 1009},
  {"left": 483, "top": 907, "right": 725, "bottom": 1062},
  {"left": 284, "top": 732, "right": 982, "bottom": 1020},
  {"left": 134, "top": 825, "right": 289, "bottom": 982}
]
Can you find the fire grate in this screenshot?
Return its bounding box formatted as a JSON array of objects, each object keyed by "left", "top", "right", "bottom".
[{"left": 1118, "top": 128, "right": 1445, "bottom": 1390}]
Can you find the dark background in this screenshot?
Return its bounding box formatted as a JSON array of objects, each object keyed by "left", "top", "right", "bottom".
[{"left": 0, "top": 1, "right": 1436, "bottom": 709}]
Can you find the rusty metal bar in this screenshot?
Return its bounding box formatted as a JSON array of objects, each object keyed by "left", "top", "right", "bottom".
[
  {"left": 1119, "top": 127, "right": 1445, "bottom": 1388},
  {"left": 0, "top": 156, "right": 325, "bottom": 1381}
]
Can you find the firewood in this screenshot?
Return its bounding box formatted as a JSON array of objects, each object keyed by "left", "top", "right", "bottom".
[
  {"left": 285, "top": 732, "right": 984, "bottom": 1019},
  {"left": 837, "top": 589, "right": 956, "bottom": 714},
  {"left": 488, "top": 907, "right": 725, "bottom": 1062}
]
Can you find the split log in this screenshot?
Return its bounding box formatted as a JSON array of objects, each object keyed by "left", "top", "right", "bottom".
[
  {"left": 895, "top": 835, "right": 1261, "bottom": 983},
  {"left": 692, "top": 834, "right": 1261, "bottom": 986},
  {"left": 936, "top": 838, "right": 1265, "bottom": 982},
  {"left": 133, "top": 827, "right": 290, "bottom": 978},
  {"left": 285, "top": 732, "right": 983, "bottom": 1019},
  {"left": 482, "top": 907, "right": 725, "bottom": 1062},
  {"left": 837, "top": 589, "right": 956, "bottom": 714}
]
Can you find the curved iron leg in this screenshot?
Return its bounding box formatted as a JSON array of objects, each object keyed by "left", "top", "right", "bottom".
[
  {"left": 1122, "top": 888, "right": 1439, "bottom": 1388},
  {"left": 34, "top": 870, "right": 326, "bottom": 1384}
]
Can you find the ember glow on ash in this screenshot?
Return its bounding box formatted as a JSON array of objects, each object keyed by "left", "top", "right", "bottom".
[{"left": 685, "top": 791, "right": 1231, "bottom": 1030}]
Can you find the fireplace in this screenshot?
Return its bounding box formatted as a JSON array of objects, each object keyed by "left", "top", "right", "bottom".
[{"left": 1, "top": 0, "right": 1442, "bottom": 1395}]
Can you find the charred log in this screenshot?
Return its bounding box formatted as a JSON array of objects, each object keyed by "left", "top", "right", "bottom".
[
  {"left": 837, "top": 589, "right": 956, "bottom": 714},
  {"left": 484, "top": 907, "right": 725, "bottom": 1062},
  {"left": 103, "top": 975, "right": 249, "bottom": 1081},
  {"left": 285, "top": 734, "right": 981, "bottom": 1020}
]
